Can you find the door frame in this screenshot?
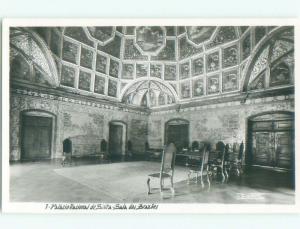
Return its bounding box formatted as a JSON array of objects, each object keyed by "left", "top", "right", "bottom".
[
  {"left": 164, "top": 118, "right": 189, "bottom": 147},
  {"left": 108, "top": 120, "right": 127, "bottom": 155},
  {"left": 20, "top": 109, "right": 57, "bottom": 161},
  {"left": 245, "top": 110, "right": 294, "bottom": 169}
]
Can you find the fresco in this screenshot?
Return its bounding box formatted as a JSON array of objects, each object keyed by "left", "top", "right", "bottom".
[
  {"left": 80, "top": 47, "right": 94, "bottom": 69},
  {"left": 192, "top": 57, "right": 204, "bottom": 76},
  {"left": 61, "top": 64, "right": 76, "bottom": 87},
  {"left": 207, "top": 74, "right": 220, "bottom": 94},
  {"left": 109, "top": 59, "right": 120, "bottom": 78},
  {"left": 180, "top": 62, "right": 190, "bottom": 79},
  {"left": 270, "top": 40, "right": 294, "bottom": 62},
  {"left": 123, "top": 39, "right": 148, "bottom": 60},
  {"left": 108, "top": 79, "right": 118, "bottom": 97},
  {"left": 10, "top": 55, "right": 31, "bottom": 81},
  {"left": 94, "top": 74, "right": 106, "bottom": 94},
  {"left": 180, "top": 81, "right": 191, "bottom": 99},
  {"left": 98, "top": 34, "right": 121, "bottom": 58},
  {"left": 64, "top": 27, "right": 94, "bottom": 47},
  {"left": 222, "top": 69, "right": 239, "bottom": 92},
  {"left": 255, "top": 26, "right": 267, "bottom": 45},
  {"left": 222, "top": 44, "right": 238, "bottom": 68},
  {"left": 96, "top": 53, "right": 107, "bottom": 74},
  {"left": 136, "top": 63, "right": 148, "bottom": 77},
  {"left": 158, "top": 92, "right": 166, "bottom": 105},
  {"left": 186, "top": 26, "right": 216, "bottom": 45},
  {"left": 34, "top": 66, "right": 51, "bottom": 86},
  {"left": 62, "top": 39, "right": 79, "bottom": 64},
  {"left": 166, "top": 26, "right": 176, "bottom": 36},
  {"left": 179, "top": 36, "right": 203, "bottom": 60},
  {"left": 149, "top": 90, "right": 156, "bottom": 107},
  {"left": 241, "top": 32, "right": 251, "bottom": 60},
  {"left": 87, "top": 27, "right": 114, "bottom": 43},
  {"left": 270, "top": 62, "right": 290, "bottom": 87},
  {"left": 206, "top": 27, "right": 237, "bottom": 49},
  {"left": 248, "top": 71, "right": 265, "bottom": 90},
  {"left": 78, "top": 70, "right": 91, "bottom": 91},
  {"left": 122, "top": 63, "right": 134, "bottom": 79},
  {"left": 206, "top": 51, "right": 220, "bottom": 73},
  {"left": 136, "top": 26, "right": 165, "bottom": 53},
  {"left": 150, "top": 64, "right": 162, "bottom": 78},
  {"left": 193, "top": 78, "right": 204, "bottom": 97},
  {"left": 164, "top": 64, "right": 177, "bottom": 80},
  {"left": 50, "top": 31, "right": 61, "bottom": 57},
  {"left": 151, "top": 40, "right": 176, "bottom": 61}
]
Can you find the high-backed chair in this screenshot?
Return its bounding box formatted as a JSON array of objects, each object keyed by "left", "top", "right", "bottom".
[
  {"left": 209, "top": 141, "right": 226, "bottom": 183},
  {"left": 187, "top": 142, "right": 211, "bottom": 188},
  {"left": 230, "top": 142, "right": 244, "bottom": 177},
  {"left": 147, "top": 143, "right": 177, "bottom": 195},
  {"left": 62, "top": 138, "right": 72, "bottom": 166}
]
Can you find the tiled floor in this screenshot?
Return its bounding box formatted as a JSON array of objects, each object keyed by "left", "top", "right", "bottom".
[{"left": 9, "top": 159, "right": 295, "bottom": 204}]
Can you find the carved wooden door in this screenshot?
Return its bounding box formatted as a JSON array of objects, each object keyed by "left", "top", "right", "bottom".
[{"left": 275, "top": 131, "right": 293, "bottom": 169}]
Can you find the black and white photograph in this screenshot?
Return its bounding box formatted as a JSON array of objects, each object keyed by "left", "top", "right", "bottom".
[{"left": 1, "top": 19, "right": 299, "bottom": 213}]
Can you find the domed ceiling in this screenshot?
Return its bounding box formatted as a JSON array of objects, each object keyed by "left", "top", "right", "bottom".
[{"left": 10, "top": 26, "right": 294, "bottom": 109}]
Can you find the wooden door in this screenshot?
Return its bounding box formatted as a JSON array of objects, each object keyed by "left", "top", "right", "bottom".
[
  {"left": 109, "top": 124, "right": 123, "bottom": 155},
  {"left": 275, "top": 131, "right": 293, "bottom": 169},
  {"left": 166, "top": 124, "right": 189, "bottom": 150},
  {"left": 252, "top": 130, "right": 293, "bottom": 169},
  {"left": 21, "top": 115, "right": 52, "bottom": 160},
  {"left": 252, "top": 132, "right": 273, "bottom": 166}
]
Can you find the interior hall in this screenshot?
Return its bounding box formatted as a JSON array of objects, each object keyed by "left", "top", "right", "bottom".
[{"left": 9, "top": 26, "right": 295, "bottom": 204}]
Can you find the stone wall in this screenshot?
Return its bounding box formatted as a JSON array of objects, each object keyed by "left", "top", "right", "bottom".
[
  {"left": 148, "top": 95, "right": 294, "bottom": 149},
  {"left": 10, "top": 91, "right": 148, "bottom": 161}
]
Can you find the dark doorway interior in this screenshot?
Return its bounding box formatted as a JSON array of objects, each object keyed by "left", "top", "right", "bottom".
[
  {"left": 165, "top": 119, "right": 189, "bottom": 151},
  {"left": 109, "top": 123, "right": 123, "bottom": 155},
  {"left": 21, "top": 115, "right": 52, "bottom": 160}
]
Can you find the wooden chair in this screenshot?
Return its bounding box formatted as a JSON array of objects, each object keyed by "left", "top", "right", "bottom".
[
  {"left": 147, "top": 143, "right": 177, "bottom": 195},
  {"left": 61, "top": 138, "right": 72, "bottom": 166},
  {"left": 230, "top": 142, "right": 244, "bottom": 177},
  {"left": 209, "top": 141, "right": 227, "bottom": 183},
  {"left": 187, "top": 142, "right": 211, "bottom": 188}
]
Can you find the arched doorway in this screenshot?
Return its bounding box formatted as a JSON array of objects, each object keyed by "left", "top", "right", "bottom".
[
  {"left": 108, "top": 121, "right": 127, "bottom": 156},
  {"left": 21, "top": 110, "right": 56, "bottom": 161},
  {"left": 246, "top": 111, "right": 294, "bottom": 170},
  {"left": 165, "top": 119, "right": 189, "bottom": 151}
]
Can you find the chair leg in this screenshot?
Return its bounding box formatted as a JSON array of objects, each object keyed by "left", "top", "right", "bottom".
[
  {"left": 224, "top": 168, "right": 229, "bottom": 183},
  {"left": 218, "top": 167, "right": 225, "bottom": 183},
  {"left": 160, "top": 178, "right": 163, "bottom": 193},
  {"left": 200, "top": 172, "right": 204, "bottom": 188},
  {"left": 187, "top": 170, "right": 191, "bottom": 184},
  {"left": 170, "top": 177, "right": 175, "bottom": 195},
  {"left": 147, "top": 178, "right": 151, "bottom": 195},
  {"left": 207, "top": 173, "right": 211, "bottom": 190}
]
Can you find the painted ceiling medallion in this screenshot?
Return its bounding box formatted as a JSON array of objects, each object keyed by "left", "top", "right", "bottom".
[
  {"left": 135, "top": 26, "right": 166, "bottom": 55},
  {"left": 86, "top": 27, "right": 115, "bottom": 45},
  {"left": 186, "top": 26, "right": 216, "bottom": 45}
]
